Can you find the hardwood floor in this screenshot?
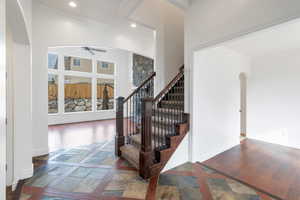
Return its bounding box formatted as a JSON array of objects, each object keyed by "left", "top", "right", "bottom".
[
  {"left": 202, "top": 138, "right": 300, "bottom": 200},
  {"left": 48, "top": 120, "right": 116, "bottom": 152}
]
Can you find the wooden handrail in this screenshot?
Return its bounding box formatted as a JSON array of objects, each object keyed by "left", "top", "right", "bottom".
[
  {"left": 124, "top": 72, "right": 156, "bottom": 102},
  {"left": 154, "top": 67, "right": 183, "bottom": 102}
]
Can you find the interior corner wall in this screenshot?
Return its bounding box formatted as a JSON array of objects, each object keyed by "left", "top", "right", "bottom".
[
  {"left": 185, "top": 0, "right": 300, "bottom": 162},
  {"left": 192, "top": 46, "right": 250, "bottom": 162},
  {"left": 248, "top": 49, "right": 300, "bottom": 149},
  {"left": 32, "top": 2, "right": 155, "bottom": 157}
]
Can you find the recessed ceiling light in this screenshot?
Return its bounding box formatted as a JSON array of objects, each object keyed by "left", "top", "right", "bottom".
[
  {"left": 130, "top": 23, "right": 137, "bottom": 28},
  {"left": 69, "top": 1, "right": 77, "bottom": 8}
]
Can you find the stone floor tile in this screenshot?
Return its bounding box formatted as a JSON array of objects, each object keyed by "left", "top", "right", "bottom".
[
  {"left": 19, "top": 193, "right": 32, "bottom": 200},
  {"left": 104, "top": 170, "right": 140, "bottom": 192},
  {"left": 48, "top": 165, "right": 75, "bottom": 176},
  {"left": 179, "top": 187, "right": 203, "bottom": 200},
  {"left": 49, "top": 177, "right": 82, "bottom": 192},
  {"left": 172, "top": 162, "right": 194, "bottom": 172},
  {"left": 102, "top": 190, "right": 124, "bottom": 197},
  {"left": 72, "top": 177, "right": 102, "bottom": 193},
  {"left": 207, "top": 178, "right": 261, "bottom": 200},
  {"left": 51, "top": 154, "right": 74, "bottom": 162},
  {"left": 86, "top": 167, "right": 109, "bottom": 179},
  {"left": 201, "top": 166, "right": 217, "bottom": 174},
  {"left": 69, "top": 167, "right": 92, "bottom": 178},
  {"left": 122, "top": 180, "right": 149, "bottom": 199},
  {"left": 26, "top": 174, "right": 58, "bottom": 188},
  {"left": 158, "top": 174, "right": 179, "bottom": 186},
  {"left": 159, "top": 173, "right": 199, "bottom": 189},
  {"left": 83, "top": 151, "right": 112, "bottom": 165},
  {"left": 226, "top": 179, "right": 257, "bottom": 195},
  {"left": 176, "top": 175, "right": 199, "bottom": 188},
  {"left": 41, "top": 196, "right": 73, "bottom": 200},
  {"left": 155, "top": 185, "right": 181, "bottom": 200}
]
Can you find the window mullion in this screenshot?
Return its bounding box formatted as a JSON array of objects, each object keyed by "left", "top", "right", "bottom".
[{"left": 58, "top": 53, "right": 65, "bottom": 114}]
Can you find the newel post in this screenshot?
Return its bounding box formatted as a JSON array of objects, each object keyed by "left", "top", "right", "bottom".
[
  {"left": 115, "top": 97, "right": 125, "bottom": 156},
  {"left": 139, "top": 98, "right": 153, "bottom": 179}
]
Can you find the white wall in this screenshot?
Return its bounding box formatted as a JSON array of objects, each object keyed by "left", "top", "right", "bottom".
[
  {"left": 12, "top": 43, "right": 33, "bottom": 181},
  {"left": 0, "top": 0, "right": 6, "bottom": 197},
  {"left": 185, "top": 0, "right": 300, "bottom": 162},
  {"left": 6, "top": 0, "right": 33, "bottom": 187},
  {"left": 248, "top": 49, "right": 300, "bottom": 149},
  {"left": 6, "top": 27, "right": 14, "bottom": 187},
  {"left": 32, "top": 2, "right": 155, "bottom": 156},
  {"left": 47, "top": 47, "right": 133, "bottom": 125},
  {"left": 192, "top": 46, "right": 250, "bottom": 162},
  {"left": 130, "top": 0, "right": 184, "bottom": 91},
  {"left": 6, "top": 30, "right": 33, "bottom": 186}
]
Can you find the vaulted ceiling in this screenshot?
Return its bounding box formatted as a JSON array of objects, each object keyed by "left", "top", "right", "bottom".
[{"left": 35, "top": 0, "right": 142, "bottom": 24}]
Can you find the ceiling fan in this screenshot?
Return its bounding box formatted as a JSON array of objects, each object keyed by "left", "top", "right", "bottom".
[{"left": 82, "top": 47, "right": 107, "bottom": 55}]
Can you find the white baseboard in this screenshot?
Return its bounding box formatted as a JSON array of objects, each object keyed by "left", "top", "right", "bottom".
[
  {"left": 19, "top": 164, "right": 34, "bottom": 180},
  {"left": 33, "top": 147, "right": 49, "bottom": 157},
  {"left": 11, "top": 164, "right": 34, "bottom": 189}
]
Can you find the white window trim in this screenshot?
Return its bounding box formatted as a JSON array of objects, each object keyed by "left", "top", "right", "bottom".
[{"left": 47, "top": 52, "right": 116, "bottom": 115}]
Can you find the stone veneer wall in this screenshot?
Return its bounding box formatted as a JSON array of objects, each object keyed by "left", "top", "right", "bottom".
[{"left": 132, "top": 54, "right": 154, "bottom": 87}]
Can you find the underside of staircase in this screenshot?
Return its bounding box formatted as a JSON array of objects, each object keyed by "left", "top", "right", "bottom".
[{"left": 115, "top": 66, "right": 189, "bottom": 179}]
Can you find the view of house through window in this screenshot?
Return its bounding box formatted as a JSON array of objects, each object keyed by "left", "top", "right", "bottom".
[
  {"left": 48, "top": 51, "right": 115, "bottom": 114},
  {"left": 64, "top": 56, "right": 93, "bottom": 72},
  {"left": 97, "top": 61, "right": 114, "bottom": 75}
]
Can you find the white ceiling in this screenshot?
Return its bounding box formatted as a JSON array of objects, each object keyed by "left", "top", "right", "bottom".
[
  {"left": 225, "top": 18, "right": 300, "bottom": 58},
  {"left": 35, "top": 0, "right": 141, "bottom": 24}
]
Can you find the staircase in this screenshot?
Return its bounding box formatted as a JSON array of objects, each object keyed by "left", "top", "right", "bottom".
[{"left": 115, "top": 66, "right": 190, "bottom": 179}]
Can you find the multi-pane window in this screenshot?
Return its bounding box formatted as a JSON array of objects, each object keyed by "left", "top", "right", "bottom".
[
  {"left": 48, "top": 52, "right": 115, "bottom": 114},
  {"left": 64, "top": 76, "right": 92, "bottom": 112},
  {"left": 48, "top": 54, "right": 58, "bottom": 69},
  {"left": 97, "top": 61, "right": 114, "bottom": 75},
  {"left": 97, "top": 78, "right": 114, "bottom": 110},
  {"left": 48, "top": 74, "right": 58, "bottom": 113},
  {"left": 64, "top": 56, "right": 93, "bottom": 72}
]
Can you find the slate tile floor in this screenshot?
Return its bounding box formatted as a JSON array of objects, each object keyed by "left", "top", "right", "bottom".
[{"left": 19, "top": 140, "right": 275, "bottom": 200}]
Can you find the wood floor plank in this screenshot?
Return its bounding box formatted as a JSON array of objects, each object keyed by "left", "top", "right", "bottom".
[{"left": 202, "top": 139, "right": 300, "bottom": 200}]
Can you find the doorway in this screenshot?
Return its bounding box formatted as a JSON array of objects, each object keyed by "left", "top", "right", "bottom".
[{"left": 240, "top": 73, "right": 247, "bottom": 138}]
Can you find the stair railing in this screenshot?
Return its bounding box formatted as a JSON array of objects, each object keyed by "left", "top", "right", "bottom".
[
  {"left": 140, "top": 67, "right": 184, "bottom": 174},
  {"left": 115, "top": 72, "right": 156, "bottom": 156}
]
